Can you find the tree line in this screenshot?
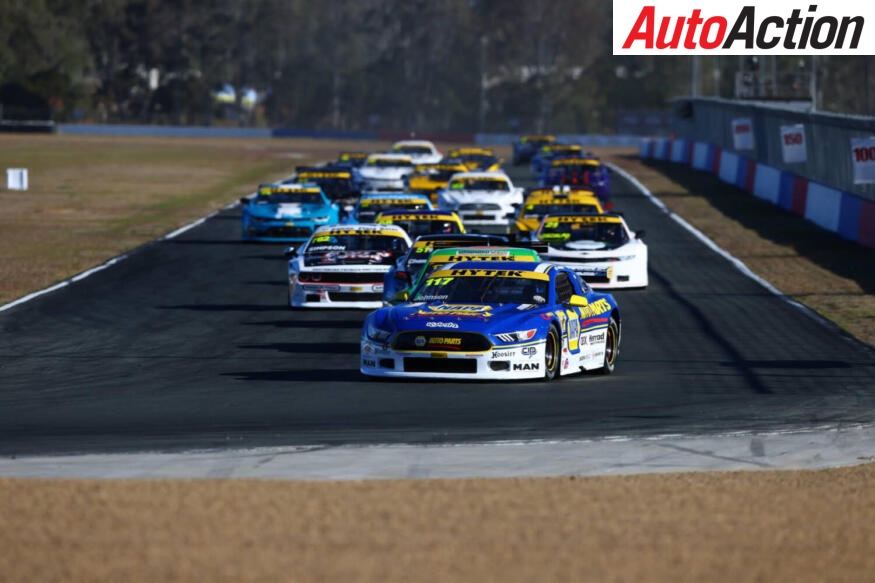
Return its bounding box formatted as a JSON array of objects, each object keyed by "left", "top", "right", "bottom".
[{"left": 0, "top": 0, "right": 870, "bottom": 132}]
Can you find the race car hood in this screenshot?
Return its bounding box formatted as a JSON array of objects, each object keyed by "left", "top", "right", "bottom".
[
  {"left": 441, "top": 190, "right": 518, "bottom": 202},
  {"left": 248, "top": 203, "right": 331, "bottom": 220},
  {"left": 375, "top": 301, "right": 551, "bottom": 339},
  {"left": 543, "top": 241, "right": 637, "bottom": 257},
  {"left": 302, "top": 250, "right": 396, "bottom": 268},
  {"left": 359, "top": 166, "right": 412, "bottom": 180}
]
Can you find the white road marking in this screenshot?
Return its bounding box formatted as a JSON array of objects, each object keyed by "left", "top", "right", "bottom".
[{"left": 0, "top": 174, "right": 293, "bottom": 314}]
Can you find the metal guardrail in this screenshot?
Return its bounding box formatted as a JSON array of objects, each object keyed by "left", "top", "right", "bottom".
[{"left": 671, "top": 97, "right": 875, "bottom": 200}]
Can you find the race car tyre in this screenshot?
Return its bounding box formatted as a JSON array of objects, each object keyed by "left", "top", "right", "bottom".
[
  {"left": 544, "top": 325, "right": 560, "bottom": 380},
  {"left": 597, "top": 318, "right": 620, "bottom": 375}
]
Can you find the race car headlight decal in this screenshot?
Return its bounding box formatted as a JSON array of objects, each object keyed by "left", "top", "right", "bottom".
[
  {"left": 495, "top": 329, "right": 536, "bottom": 343},
  {"left": 312, "top": 216, "right": 331, "bottom": 222},
  {"left": 367, "top": 323, "right": 392, "bottom": 342}
]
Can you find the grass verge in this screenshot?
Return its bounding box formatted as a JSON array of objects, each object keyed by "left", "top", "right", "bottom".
[
  {"left": 2, "top": 464, "right": 873, "bottom": 582},
  {"left": 0, "top": 134, "right": 391, "bottom": 305}
]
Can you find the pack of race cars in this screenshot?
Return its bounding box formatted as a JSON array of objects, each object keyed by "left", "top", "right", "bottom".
[{"left": 241, "top": 137, "right": 647, "bottom": 381}]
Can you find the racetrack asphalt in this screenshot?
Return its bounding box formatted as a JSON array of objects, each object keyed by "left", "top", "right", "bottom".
[{"left": 1, "top": 166, "right": 874, "bottom": 456}]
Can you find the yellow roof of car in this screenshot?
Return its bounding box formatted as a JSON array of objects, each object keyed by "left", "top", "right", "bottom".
[
  {"left": 543, "top": 214, "right": 622, "bottom": 224},
  {"left": 523, "top": 191, "right": 600, "bottom": 205},
  {"left": 550, "top": 158, "right": 601, "bottom": 167},
  {"left": 522, "top": 135, "right": 555, "bottom": 142},
  {"left": 448, "top": 148, "right": 494, "bottom": 156}
]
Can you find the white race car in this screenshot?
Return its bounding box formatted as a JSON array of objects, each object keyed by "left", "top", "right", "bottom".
[
  {"left": 287, "top": 224, "right": 412, "bottom": 308},
  {"left": 389, "top": 140, "right": 443, "bottom": 164},
  {"left": 536, "top": 213, "right": 648, "bottom": 289},
  {"left": 358, "top": 154, "right": 415, "bottom": 190},
  {"left": 436, "top": 171, "right": 524, "bottom": 234}
]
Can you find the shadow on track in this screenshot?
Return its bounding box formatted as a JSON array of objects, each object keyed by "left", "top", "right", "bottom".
[
  {"left": 239, "top": 342, "right": 360, "bottom": 354},
  {"left": 158, "top": 304, "right": 290, "bottom": 312},
  {"left": 244, "top": 319, "right": 365, "bottom": 329},
  {"left": 638, "top": 157, "right": 875, "bottom": 296}
]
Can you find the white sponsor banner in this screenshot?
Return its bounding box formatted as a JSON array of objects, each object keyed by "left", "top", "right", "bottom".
[
  {"left": 732, "top": 118, "right": 754, "bottom": 150},
  {"left": 851, "top": 137, "right": 875, "bottom": 184},
  {"left": 780, "top": 124, "right": 807, "bottom": 163},
  {"left": 6, "top": 168, "right": 28, "bottom": 190},
  {"left": 613, "top": 0, "right": 875, "bottom": 55}
]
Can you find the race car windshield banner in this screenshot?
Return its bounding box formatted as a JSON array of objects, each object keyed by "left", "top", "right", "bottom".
[{"left": 614, "top": 0, "right": 875, "bottom": 55}]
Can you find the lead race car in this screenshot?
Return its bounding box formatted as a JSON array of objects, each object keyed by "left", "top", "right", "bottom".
[
  {"left": 287, "top": 224, "right": 411, "bottom": 308},
  {"left": 537, "top": 213, "right": 648, "bottom": 289},
  {"left": 361, "top": 261, "right": 621, "bottom": 380}
]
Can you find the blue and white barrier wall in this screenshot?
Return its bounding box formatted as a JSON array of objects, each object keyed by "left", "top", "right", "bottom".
[{"left": 639, "top": 138, "right": 875, "bottom": 248}]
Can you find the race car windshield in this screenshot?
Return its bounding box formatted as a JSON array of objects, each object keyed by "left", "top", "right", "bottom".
[
  {"left": 295, "top": 177, "right": 354, "bottom": 199},
  {"left": 393, "top": 146, "right": 432, "bottom": 154},
  {"left": 417, "top": 168, "right": 458, "bottom": 181},
  {"left": 449, "top": 179, "right": 509, "bottom": 191},
  {"left": 303, "top": 234, "right": 406, "bottom": 266},
  {"left": 539, "top": 221, "right": 628, "bottom": 248},
  {"left": 456, "top": 154, "right": 496, "bottom": 166},
  {"left": 413, "top": 275, "right": 548, "bottom": 305},
  {"left": 522, "top": 203, "right": 599, "bottom": 217},
  {"left": 355, "top": 201, "right": 429, "bottom": 222},
  {"left": 386, "top": 219, "right": 463, "bottom": 237},
  {"left": 256, "top": 191, "right": 323, "bottom": 205},
  {"left": 368, "top": 159, "right": 413, "bottom": 168}
]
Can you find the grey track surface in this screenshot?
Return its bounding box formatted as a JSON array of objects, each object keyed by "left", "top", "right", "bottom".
[{"left": 1, "top": 166, "right": 874, "bottom": 457}]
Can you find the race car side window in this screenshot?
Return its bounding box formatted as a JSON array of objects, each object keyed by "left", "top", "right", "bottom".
[
  {"left": 555, "top": 272, "right": 574, "bottom": 305},
  {"left": 571, "top": 271, "right": 590, "bottom": 294}
]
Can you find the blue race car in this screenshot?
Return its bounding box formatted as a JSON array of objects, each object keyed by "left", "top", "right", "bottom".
[
  {"left": 361, "top": 260, "right": 621, "bottom": 380},
  {"left": 241, "top": 184, "right": 339, "bottom": 242},
  {"left": 346, "top": 193, "right": 432, "bottom": 225},
  {"left": 540, "top": 158, "right": 612, "bottom": 205}
]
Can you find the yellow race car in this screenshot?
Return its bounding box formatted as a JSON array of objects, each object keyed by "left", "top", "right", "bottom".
[
  {"left": 376, "top": 209, "right": 466, "bottom": 238},
  {"left": 406, "top": 162, "right": 469, "bottom": 203},
  {"left": 445, "top": 148, "right": 502, "bottom": 172},
  {"left": 514, "top": 188, "right": 604, "bottom": 235}
]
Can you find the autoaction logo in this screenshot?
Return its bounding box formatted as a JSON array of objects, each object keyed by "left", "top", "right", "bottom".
[{"left": 614, "top": 1, "right": 875, "bottom": 55}]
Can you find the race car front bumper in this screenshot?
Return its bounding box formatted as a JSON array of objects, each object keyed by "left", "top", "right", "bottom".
[
  {"left": 290, "top": 281, "right": 385, "bottom": 309},
  {"left": 546, "top": 256, "right": 648, "bottom": 289},
  {"left": 360, "top": 339, "right": 547, "bottom": 380}
]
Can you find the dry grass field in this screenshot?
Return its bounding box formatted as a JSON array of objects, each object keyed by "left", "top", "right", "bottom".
[
  {"left": 2, "top": 464, "right": 874, "bottom": 582},
  {"left": 0, "top": 134, "right": 389, "bottom": 305}
]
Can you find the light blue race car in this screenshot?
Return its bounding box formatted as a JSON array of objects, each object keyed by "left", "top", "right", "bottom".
[
  {"left": 345, "top": 193, "right": 432, "bottom": 225},
  {"left": 241, "top": 184, "right": 339, "bottom": 242},
  {"left": 361, "top": 260, "right": 621, "bottom": 381}
]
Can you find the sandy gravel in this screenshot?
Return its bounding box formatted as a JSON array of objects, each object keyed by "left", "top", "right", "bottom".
[{"left": 2, "top": 464, "right": 873, "bottom": 582}]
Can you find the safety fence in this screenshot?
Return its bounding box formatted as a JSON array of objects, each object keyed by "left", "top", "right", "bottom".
[{"left": 639, "top": 136, "right": 875, "bottom": 249}]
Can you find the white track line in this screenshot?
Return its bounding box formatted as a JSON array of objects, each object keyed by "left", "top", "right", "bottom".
[
  {"left": 606, "top": 161, "right": 839, "bottom": 330},
  {"left": 0, "top": 176, "right": 289, "bottom": 313}
]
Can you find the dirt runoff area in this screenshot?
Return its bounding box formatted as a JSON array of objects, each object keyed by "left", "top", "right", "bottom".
[
  {"left": 594, "top": 148, "right": 875, "bottom": 348},
  {"left": 2, "top": 463, "right": 873, "bottom": 582}
]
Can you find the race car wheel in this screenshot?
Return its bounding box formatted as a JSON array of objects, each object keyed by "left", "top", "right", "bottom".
[
  {"left": 544, "top": 325, "right": 560, "bottom": 380},
  {"left": 598, "top": 318, "right": 620, "bottom": 375}
]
